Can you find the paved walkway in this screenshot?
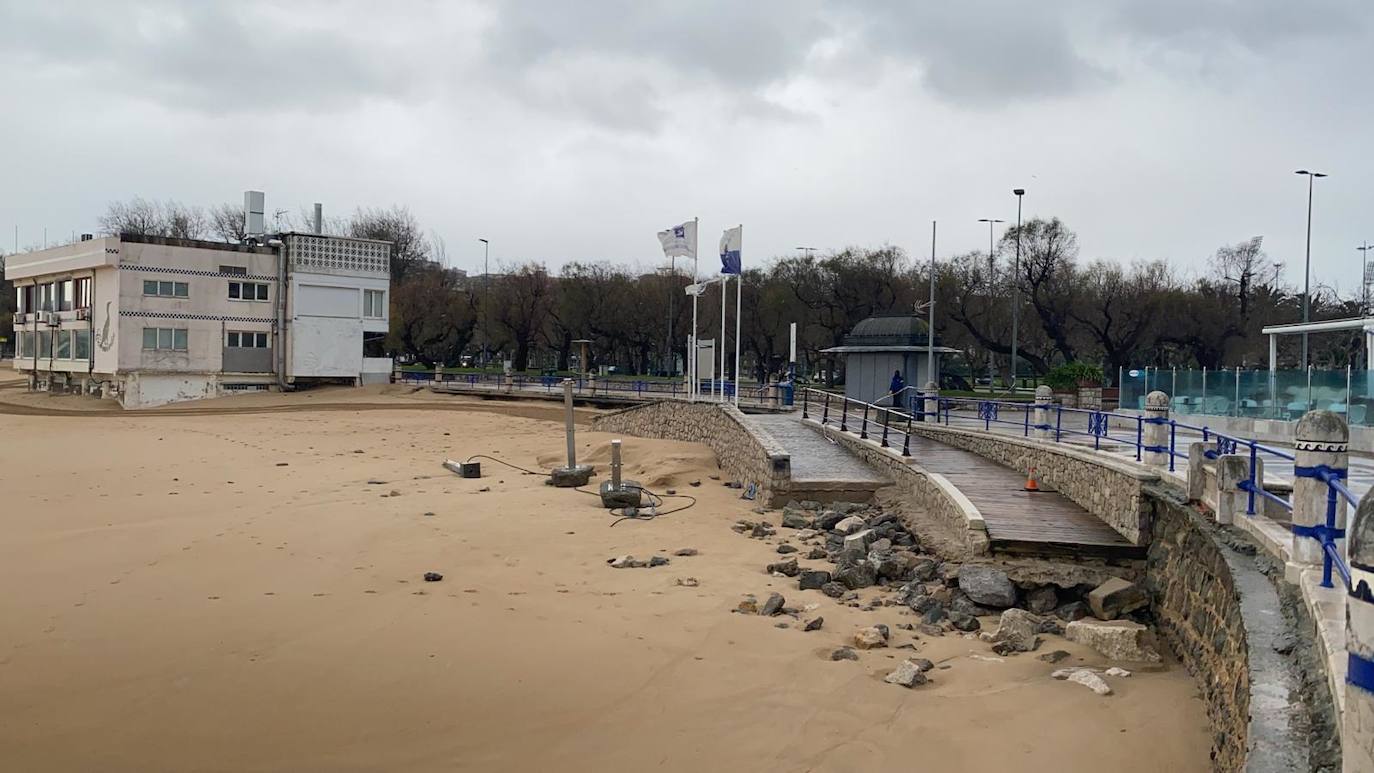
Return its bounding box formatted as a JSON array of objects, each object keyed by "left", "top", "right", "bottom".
[{"left": 748, "top": 413, "right": 888, "bottom": 485}]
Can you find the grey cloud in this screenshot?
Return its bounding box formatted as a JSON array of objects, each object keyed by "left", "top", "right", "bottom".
[
  {"left": 0, "top": 1, "right": 418, "bottom": 113},
  {"left": 1110, "top": 0, "right": 1370, "bottom": 52}
]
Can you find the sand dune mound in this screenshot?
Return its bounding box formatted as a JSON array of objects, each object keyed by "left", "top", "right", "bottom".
[{"left": 536, "top": 437, "right": 718, "bottom": 489}]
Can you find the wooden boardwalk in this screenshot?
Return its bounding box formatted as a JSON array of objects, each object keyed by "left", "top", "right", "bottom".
[{"left": 902, "top": 434, "right": 1142, "bottom": 558}]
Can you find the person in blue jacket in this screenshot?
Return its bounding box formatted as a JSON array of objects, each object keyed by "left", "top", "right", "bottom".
[{"left": 889, "top": 369, "right": 905, "bottom": 401}]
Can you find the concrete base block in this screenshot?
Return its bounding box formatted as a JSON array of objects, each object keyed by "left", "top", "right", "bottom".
[
  {"left": 599, "top": 479, "right": 643, "bottom": 508},
  {"left": 548, "top": 465, "right": 593, "bottom": 488}
]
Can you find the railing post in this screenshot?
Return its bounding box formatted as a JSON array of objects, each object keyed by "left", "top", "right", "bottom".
[
  {"left": 801, "top": 388, "right": 809, "bottom": 419},
  {"left": 1033, "top": 384, "right": 1052, "bottom": 439},
  {"left": 840, "top": 398, "right": 849, "bottom": 432},
  {"left": 880, "top": 408, "right": 890, "bottom": 447},
  {"left": 1290, "top": 410, "right": 1349, "bottom": 584},
  {"left": 902, "top": 410, "right": 912, "bottom": 457},
  {"left": 1346, "top": 490, "right": 1374, "bottom": 772},
  {"left": 1142, "top": 390, "right": 1170, "bottom": 468},
  {"left": 822, "top": 392, "right": 830, "bottom": 425},
  {"left": 1054, "top": 405, "right": 1063, "bottom": 441},
  {"left": 860, "top": 402, "right": 870, "bottom": 438},
  {"left": 1246, "top": 444, "right": 1258, "bottom": 516}
]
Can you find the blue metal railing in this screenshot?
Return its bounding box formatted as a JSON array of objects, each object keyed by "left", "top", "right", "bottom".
[{"left": 800, "top": 388, "right": 1355, "bottom": 593}]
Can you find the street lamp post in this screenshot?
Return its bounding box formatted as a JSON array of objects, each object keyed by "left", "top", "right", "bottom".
[
  {"left": 795, "top": 246, "right": 818, "bottom": 259},
  {"left": 977, "top": 217, "right": 1004, "bottom": 391},
  {"left": 1359, "top": 241, "right": 1373, "bottom": 316},
  {"left": 663, "top": 257, "right": 676, "bottom": 375},
  {"left": 479, "top": 238, "right": 489, "bottom": 367},
  {"left": 1012, "top": 188, "right": 1025, "bottom": 392},
  {"left": 1295, "top": 170, "right": 1327, "bottom": 369}
]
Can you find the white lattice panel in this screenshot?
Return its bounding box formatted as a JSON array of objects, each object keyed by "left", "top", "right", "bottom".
[{"left": 286, "top": 234, "right": 390, "bottom": 277}]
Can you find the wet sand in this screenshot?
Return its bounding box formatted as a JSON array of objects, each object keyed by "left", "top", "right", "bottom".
[{"left": 0, "top": 379, "right": 1211, "bottom": 772}]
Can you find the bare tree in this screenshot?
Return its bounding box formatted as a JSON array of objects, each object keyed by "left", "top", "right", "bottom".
[
  {"left": 348, "top": 206, "right": 431, "bottom": 282},
  {"left": 208, "top": 203, "right": 247, "bottom": 243}
]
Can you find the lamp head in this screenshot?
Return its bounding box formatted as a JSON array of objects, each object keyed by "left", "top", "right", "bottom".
[{"left": 1013, "top": 188, "right": 1025, "bottom": 196}]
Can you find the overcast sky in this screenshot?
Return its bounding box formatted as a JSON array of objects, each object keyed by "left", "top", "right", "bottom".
[{"left": 2, "top": 0, "right": 1372, "bottom": 292}]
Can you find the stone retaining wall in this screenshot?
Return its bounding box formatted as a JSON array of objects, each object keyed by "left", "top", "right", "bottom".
[
  {"left": 591, "top": 401, "right": 792, "bottom": 506},
  {"left": 804, "top": 418, "right": 990, "bottom": 557},
  {"left": 1143, "top": 485, "right": 1308, "bottom": 773},
  {"left": 905, "top": 423, "right": 1158, "bottom": 544}
]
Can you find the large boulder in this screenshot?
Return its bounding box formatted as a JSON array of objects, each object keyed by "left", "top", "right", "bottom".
[
  {"left": 1087, "top": 578, "right": 1148, "bottom": 620},
  {"left": 766, "top": 558, "right": 800, "bottom": 577},
  {"left": 834, "top": 562, "right": 877, "bottom": 590},
  {"left": 909, "top": 558, "right": 939, "bottom": 582},
  {"left": 991, "top": 608, "right": 1043, "bottom": 653},
  {"left": 958, "top": 565, "right": 1017, "bottom": 608},
  {"left": 781, "top": 508, "right": 813, "bottom": 529},
  {"left": 815, "top": 510, "right": 847, "bottom": 531},
  {"left": 798, "top": 569, "right": 832, "bottom": 590},
  {"left": 853, "top": 626, "right": 888, "bottom": 650},
  {"left": 1025, "top": 586, "right": 1060, "bottom": 615},
  {"left": 833, "top": 515, "right": 867, "bottom": 535},
  {"left": 870, "top": 550, "right": 911, "bottom": 581},
  {"left": 884, "top": 659, "right": 930, "bottom": 688},
  {"left": 1064, "top": 619, "right": 1162, "bottom": 662}
]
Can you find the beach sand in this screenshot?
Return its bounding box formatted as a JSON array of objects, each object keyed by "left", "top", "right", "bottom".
[{"left": 0, "top": 378, "right": 1211, "bottom": 772}]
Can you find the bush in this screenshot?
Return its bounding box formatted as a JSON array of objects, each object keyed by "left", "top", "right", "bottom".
[{"left": 1044, "top": 362, "right": 1104, "bottom": 391}]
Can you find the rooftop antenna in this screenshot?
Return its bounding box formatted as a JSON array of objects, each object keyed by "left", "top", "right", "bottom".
[{"left": 273, "top": 209, "right": 289, "bottom": 232}]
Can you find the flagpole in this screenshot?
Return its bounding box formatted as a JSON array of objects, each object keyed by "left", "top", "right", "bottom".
[
  {"left": 719, "top": 274, "right": 726, "bottom": 403},
  {"left": 691, "top": 217, "right": 699, "bottom": 402},
  {"left": 927, "top": 220, "right": 937, "bottom": 387},
  {"left": 733, "top": 227, "right": 742, "bottom": 407}
]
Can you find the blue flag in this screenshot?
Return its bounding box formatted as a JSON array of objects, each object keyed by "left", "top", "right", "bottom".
[{"left": 719, "top": 225, "right": 741, "bottom": 274}]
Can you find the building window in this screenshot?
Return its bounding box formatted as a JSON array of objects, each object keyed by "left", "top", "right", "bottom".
[
  {"left": 228, "top": 281, "right": 269, "bottom": 301},
  {"left": 58, "top": 279, "right": 73, "bottom": 311},
  {"left": 18, "top": 331, "right": 34, "bottom": 357},
  {"left": 55, "top": 330, "right": 71, "bottom": 359},
  {"left": 38, "top": 283, "right": 54, "bottom": 312},
  {"left": 219, "top": 265, "right": 248, "bottom": 276},
  {"left": 142, "top": 327, "right": 188, "bottom": 351},
  {"left": 16, "top": 285, "right": 34, "bottom": 314},
  {"left": 143, "top": 280, "right": 189, "bottom": 298},
  {"left": 74, "top": 277, "right": 91, "bottom": 309},
  {"left": 73, "top": 330, "right": 91, "bottom": 360},
  {"left": 364, "top": 289, "right": 385, "bottom": 319},
  {"left": 38, "top": 330, "right": 52, "bottom": 358},
  {"left": 226, "top": 331, "right": 269, "bottom": 348}
]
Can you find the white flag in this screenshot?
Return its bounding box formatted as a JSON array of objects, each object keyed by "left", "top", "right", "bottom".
[
  {"left": 719, "top": 225, "right": 741, "bottom": 274},
  {"left": 657, "top": 220, "right": 697, "bottom": 259}
]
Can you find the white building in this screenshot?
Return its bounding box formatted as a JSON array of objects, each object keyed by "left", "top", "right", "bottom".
[{"left": 7, "top": 231, "right": 392, "bottom": 408}]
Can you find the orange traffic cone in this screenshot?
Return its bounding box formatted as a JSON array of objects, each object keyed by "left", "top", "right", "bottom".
[{"left": 1023, "top": 467, "right": 1041, "bottom": 492}]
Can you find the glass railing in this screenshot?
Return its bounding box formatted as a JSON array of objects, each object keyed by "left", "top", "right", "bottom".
[{"left": 1118, "top": 367, "right": 1371, "bottom": 426}]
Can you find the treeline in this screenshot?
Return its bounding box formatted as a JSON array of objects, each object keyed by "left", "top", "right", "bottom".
[{"left": 23, "top": 198, "right": 1360, "bottom": 382}]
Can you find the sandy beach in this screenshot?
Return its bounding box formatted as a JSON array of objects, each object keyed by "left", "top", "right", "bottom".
[{"left": 0, "top": 375, "right": 1211, "bottom": 772}]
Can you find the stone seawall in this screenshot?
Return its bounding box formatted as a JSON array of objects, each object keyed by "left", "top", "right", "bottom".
[
  {"left": 905, "top": 423, "right": 1158, "bottom": 545},
  {"left": 1143, "top": 485, "right": 1308, "bottom": 773},
  {"left": 591, "top": 401, "right": 792, "bottom": 506},
  {"left": 803, "top": 418, "right": 989, "bottom": 557}
]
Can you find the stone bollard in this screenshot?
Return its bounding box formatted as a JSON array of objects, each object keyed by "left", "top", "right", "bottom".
[
  {"left": 1214, "top": 455, "right": 1252, "bottom": 525},
  {"left": 922, "top": 381, "right": 939, "bottom": 423},
  {"left": 1347, "top": 492, "right": 1374, "bottom": 772},
  {"left": 1291, "top": 410, "right": 1349, "bottom": 580},
  {"left": 1187, "top": 442, "right": 1209, "bottom": 503},
  {"left": 1033, "top": 385, "right": 1053, "bottom": 439},
  {"left": 1142, "top": 390, "right": 1170, "bottom": 468}
]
